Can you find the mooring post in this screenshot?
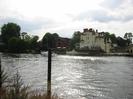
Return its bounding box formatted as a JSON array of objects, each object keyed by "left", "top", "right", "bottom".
[{"left": 47, "top": 48, "right": 52, "bottom": 98}]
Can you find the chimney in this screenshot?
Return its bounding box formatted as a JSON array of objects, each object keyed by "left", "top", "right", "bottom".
[{"left": 83, "top": 28, "right": 89, "bottom": 32}]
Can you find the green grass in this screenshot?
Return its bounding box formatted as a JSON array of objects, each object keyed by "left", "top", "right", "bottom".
[{"left": 0, "top": 70, "right": 61, "bottom": 99}]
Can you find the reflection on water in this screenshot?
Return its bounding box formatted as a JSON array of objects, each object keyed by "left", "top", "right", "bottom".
[{"left": 1, "top": 54, "right": 133, "bottom": 99}]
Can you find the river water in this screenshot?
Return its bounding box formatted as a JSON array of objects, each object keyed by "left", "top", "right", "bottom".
[{"left": 1, "top": 54, "right": 133, "bottom": 99}]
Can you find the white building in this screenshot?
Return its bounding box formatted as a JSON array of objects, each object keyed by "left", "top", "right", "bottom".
[{"left": 80, "top": 28, "right": 111, "bottom": 53}]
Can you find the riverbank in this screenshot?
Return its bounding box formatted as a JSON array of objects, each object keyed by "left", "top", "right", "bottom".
[
  {"left": 1, "top": 51, "right": 133, "bottom": 57},
  {"left": 66, "top": 50, "right": 133, "bottom": 56}
]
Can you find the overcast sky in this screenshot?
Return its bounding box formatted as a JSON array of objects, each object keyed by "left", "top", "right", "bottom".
[{"left": 0, "top": 0, "right": 133, "bottom": 39}]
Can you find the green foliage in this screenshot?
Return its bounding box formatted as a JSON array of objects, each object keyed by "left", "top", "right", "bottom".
[
  {"left": 6, "top": 34, "right": 39, "bottom": 53},
  {"left": 0, "top": 58, "right": 8, "bottom": 88},
  {"left": 0, "top": 67, "right": 60, "bottom": 99},
  {"left": 104, "top": 32, "right": 131, "bottom": 47},
  {"left": 0, "top": 35, "right": 6, "bottom": 51},
  {"left": 103, "top": 32, "right": 117, "bottom": 44},
  {"left": 7, "top": 72, "right": 29, "bottom": 99},
  {"left": 8, "top": 37, "right": 20, "bottom": 52},
  {"left": 124, "top": 33, "right": 132, "bottom": 45},
  {"left": 24, "top": 35, "right": 39, "bottom": 52},
  {"left": 70, "top": 31, "right": 81, "bottom": 50},
  {"left": 52, "top": 33, "right": 59, "bottom": 38},
  {"left": 8, "top": 37, "right": 27, "bottom": 53},
  {"left": 104, "top": 32, "right": 110, "bottom": 39},
  {"left": 116, "top": 36, "right": 129, "bottom": 47},
  {"left": 110, "top": 34, "right": 117, "bottom": 44},
  {"left": 124, "top": 33, "right": 132, "bottom": 40},
  {"left": 1, "top": 23, "right": 21, "bottom": 44},
  {"left": 42, "top": 33, "right": 59, "bottom": 50},
  {"left": 0, "top": 70, "right": 8, "bottom": 88},
  {"left": 30, "top": 36, "right": 39, "bottom": 50},
  {"left": 0, "top": 71, "right": 29, "bottom": 99}
]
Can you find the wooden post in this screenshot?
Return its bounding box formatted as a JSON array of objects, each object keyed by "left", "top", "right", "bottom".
[{"left": 47, "top": 49, "right": 52, "bottom": 98}]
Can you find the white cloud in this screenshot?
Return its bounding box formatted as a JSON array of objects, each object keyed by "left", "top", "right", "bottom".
[
  {"left": 0, "top": 0, "right": 133, "bottom": 39},
  {"left": 100, "top": 0, "right": 124, "bottom": 9}
]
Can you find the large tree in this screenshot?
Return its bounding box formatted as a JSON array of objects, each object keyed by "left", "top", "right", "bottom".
[
  {"left": 110, "top": 34, "right": 117, "bottom": 44},
  {"left": 41, "top": 33, "right": 59, "bottom": 50},
  {"left": 103, "top": 32, "right": 117, "bottom": 44},
  {"left": 7, "top": 37, "right": 29, "bottom": 53},
  {"left": 124, "top": 32, "right": 132, "bottom": 45},
  {"left": 116, "top": 36, "right": 127, "bottom": 47},
  {"left": 1, "top": 22, "right": 21, "bottom": 44},
  {"left": 70, "top": 31, "right": 81, "bottom": 50},
  {"left": 30, "top": 35, "right": 39, "bottom": 50}
]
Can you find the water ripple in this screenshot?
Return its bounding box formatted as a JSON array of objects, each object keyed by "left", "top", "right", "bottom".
[{"left": 1, "top": 54, "right": 133, "bottom": 99}]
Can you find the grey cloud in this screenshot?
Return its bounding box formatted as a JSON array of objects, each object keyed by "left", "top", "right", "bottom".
[
  {"left": 90, "top": 10, "right": 133, "bottom": 22},
  {"left": 89, "top": 10, "right": 116, "bottom": 22},
  {"left": 74, "top": 9, "right": 133, "bottom": 23},
  {"left": 101, "top": 0, "right": 124, "bottom": 9},
  {"left": 0, "top": 17, "right": 56, "bottom": 33},
  {"left": 121, "top": 14, "right": 133, "bottom": 22},
  {"left": 73, "top": 10, "right": 116, "bottom": 22}
]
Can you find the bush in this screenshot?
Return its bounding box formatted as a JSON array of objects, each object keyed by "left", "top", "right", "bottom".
[{"left": 0, "top": 69, "right": 61, "bottom": 99}]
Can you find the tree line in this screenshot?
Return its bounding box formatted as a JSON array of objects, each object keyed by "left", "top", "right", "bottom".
[
  {"left": 0, "top": 22, "right": 61, "bottom": 53},
  {"left": 0, "top": 22, "right": 132, "bottom": 53}
]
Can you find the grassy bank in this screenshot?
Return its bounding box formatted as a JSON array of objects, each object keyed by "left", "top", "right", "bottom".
[
  {"left": 0, "top": 59, "right": 61, "bottom": 99},
  {"left": 0, "top": 71, "right": 60, "bottom": 99}
]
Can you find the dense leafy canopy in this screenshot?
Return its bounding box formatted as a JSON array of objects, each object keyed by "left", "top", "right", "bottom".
[
  {"left": 104, "top": 32, "right": 131, "bottom": 47},
  {"left": 1, "top": 23, "right": 21, "bottom": 44},
  {"left": 41, "top": 33, "right": 59, "bottom": 50},
  {"left": 70, "top": 31, "right": 81, "bottom": 50}
]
